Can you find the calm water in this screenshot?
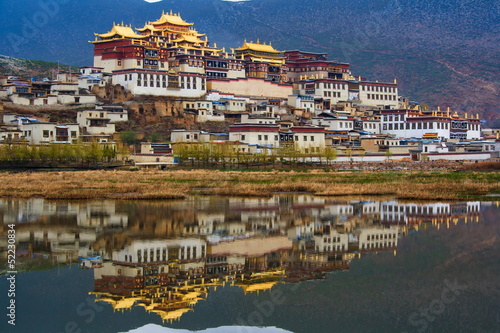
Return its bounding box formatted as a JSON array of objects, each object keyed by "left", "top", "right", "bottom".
[{"left": 0, "top": 197, "right": 499, "bottom": 333}]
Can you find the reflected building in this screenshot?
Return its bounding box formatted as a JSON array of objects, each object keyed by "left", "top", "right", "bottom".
[
  {"left": 0, "top": 196, "right": 486, "bottom": 321},
  {"left": 0, "top": 199, "right": 127, "bottom": 264},
  {"left": 379, "top": 201, "right": 481, "bottom": 232}
]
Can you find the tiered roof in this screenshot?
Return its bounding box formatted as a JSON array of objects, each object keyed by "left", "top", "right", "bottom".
[
  {"left": 94, "top": 23, "right": 146, "bottom": 40},
  {"left": 149, "top": 11, "right": 194, "bottom": 27},
  {"left": 234, "top": 41, "right": 283, "bottom": 54}
]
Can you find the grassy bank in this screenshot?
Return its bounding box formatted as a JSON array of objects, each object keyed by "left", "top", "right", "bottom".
[{"left": 0, "top": 169, "right": 499, "bottom": 201}]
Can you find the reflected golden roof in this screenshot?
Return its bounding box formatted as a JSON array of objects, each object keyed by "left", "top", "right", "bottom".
[
  {"left": 95, "top": 24, "right": 146, "bottom": 39},
  {"left": 96, "top": 296, "right": 142, "bottom": 311},
  {"left": 183, "top": 291, "right": 203, "bottom": 299},
  {"left": 234, "top": 41, "right": 283, "bottom": 54},
  {"left": 150, "top": 11, "right": 193, "bottom": 26},
  {"left": 150, "top": 308, "right": 193, "bottom": 322},
  {"left": 237, "top": 280, "right": 283, "bottom": 294}
]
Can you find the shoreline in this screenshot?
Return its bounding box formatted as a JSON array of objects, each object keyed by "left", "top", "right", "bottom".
[{"left": 1, "top": 167, "right": 499, "bottom": 201}]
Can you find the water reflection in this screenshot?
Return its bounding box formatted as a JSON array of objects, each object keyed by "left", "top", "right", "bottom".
[{"left": 0, "top": 197, "right": 488, "bottom": 324}]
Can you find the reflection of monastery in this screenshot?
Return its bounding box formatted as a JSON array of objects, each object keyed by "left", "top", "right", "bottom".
[
  {"left": 0, "top": 199, "right": 127, "bottom": 264},
  {"left": 0, "top": 197, "right": 484, "bottom": 321}
]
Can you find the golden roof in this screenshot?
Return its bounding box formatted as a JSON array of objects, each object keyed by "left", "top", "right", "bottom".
[
  {"left": 234, "top": 41, "right": 283, "bottom": 54},
  {"left": 172, "top": 35, "right": 206, "bottom": 44},
  {"left": 95, "top": 24, "right": 146, "bottom": 39},
  {"left": 150, "top": 11, "right": 193, "bottom": 26},
  {"left": 136, "top": 24, "right": 163, "bottom": 32}
]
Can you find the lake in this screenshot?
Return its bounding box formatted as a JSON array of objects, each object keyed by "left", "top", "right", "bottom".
[{"left": 1, "top": 196, "right": 499, "bottom": 333}]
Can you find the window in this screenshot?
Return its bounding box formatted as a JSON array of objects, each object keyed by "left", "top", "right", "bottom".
[
  {"left": 241, "top": 135, "right": 245, "bottom": 141},
  {"left": 43, "top": 130, "right": 50, "bottom": 138},
  {"left": 311, "top": 136, "right": 314, "bottom": 141},
  {"left": 304, "top": 135, "right": 307, "bottom": 141},
  {"left": 258, "top": 135, "right": 262, "bottom": 140}
]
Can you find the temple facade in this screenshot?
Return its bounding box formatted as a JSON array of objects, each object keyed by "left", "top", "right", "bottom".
[{"left": 89, "top": 11, "right": 401, "bottom": 105}]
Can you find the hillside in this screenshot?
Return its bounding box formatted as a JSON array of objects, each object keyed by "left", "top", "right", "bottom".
[
  {"left": 0, "top": 55, "right": 78, "bottom": 79},
  {"left": 0, "top": 0, "right": 498, "bottom": 124}
]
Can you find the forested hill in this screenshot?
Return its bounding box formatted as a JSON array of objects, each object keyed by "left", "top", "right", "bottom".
[{"left": 0, "top": 0, "right": 498, "bottom": 124}]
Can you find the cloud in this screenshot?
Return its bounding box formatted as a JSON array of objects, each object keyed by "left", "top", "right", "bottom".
[{"left": 143, "top": 0, "right": 163, "bottom": 3}]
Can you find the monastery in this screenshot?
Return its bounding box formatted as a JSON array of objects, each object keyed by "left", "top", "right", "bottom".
[
  {"left": 1, "top": 10, "right": 498, "bottom": 164},
  {"left": 90, "top": 10, "right": 397, "bottom": 105}
]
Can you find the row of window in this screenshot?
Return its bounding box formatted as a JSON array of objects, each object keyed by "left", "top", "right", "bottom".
[
  {"left": 383, "top": 115, "right": 403, "bottom": 121},
  {"left": 324, "top": 236, "right": 342, "bottom": 243},
  {"left": 338, "top": 122, "right": 352, "bottom": 129},
  {"left": 366, "top": 233, "right": 396, "bottom": 241},
  {"left": 362, "top": 85, "right": 396, "bottom": 93},
  {"left": 207, "top": 60, "right": 228, "bottom": 68},
  {"left": 289, "top": 66, "right": 328, "bottom": 72},
  {"left": 134, "top": 75, "right": 206, "bottom": 90},
  {"left": 366, "top": 93, "right": 397, "bottom": 101},
  {"left": 185, "top": 102, "right": 211, "bottom": 109},
  {"left": 364, "top": 123, "right": 378, "bottom": 130},
  {"left": 207, "top": 71, "right": 227, "bottom": 78},
  {"left": 322, "top": 245, "right": 346, "bottom": 252},
  {"left": 361, "top": 241, "right": 395, "bottom": 249},
  {"left": 384, "top": 116, "right": 480, "bottom": 131},
  {"left": 450, "top": 132, "right": 467, "bottom": 139},
  {"left": 324, "top": 91, "right": 342, "bottom": 98},
  {"left": 136, "top": 245, "right": 206, "bottom": 263},
  {"left": 384, "top": 122, "right": 451, "bottom": 131},
  {"left": 383, "top": 205, "right": 450, "bottom": 214}
]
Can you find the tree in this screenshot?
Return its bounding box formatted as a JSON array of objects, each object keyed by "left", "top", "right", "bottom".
[
  {"left": 322, "top": 146, "right": 337, "bottom": 166},
  {"left": 120, "top": 131, "right": 138, "bottom": 147},
  {"left": 385, "top": 149, "right": 393, "bottom": 162},
  {"left": 147, "top": 132, "right": 162, "bottom": 143}
]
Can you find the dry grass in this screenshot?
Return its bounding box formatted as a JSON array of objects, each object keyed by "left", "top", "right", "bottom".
[
  {"left": 0, "top": 169, "right": 498, "bottom": 201},
  {"left": 458, "top": 161, "right": 500, "bottom": 171}
]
